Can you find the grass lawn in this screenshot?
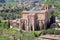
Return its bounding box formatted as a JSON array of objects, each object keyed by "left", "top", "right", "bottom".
[{"left": 0, "top": 36, "right": 9, "bottom": 40}]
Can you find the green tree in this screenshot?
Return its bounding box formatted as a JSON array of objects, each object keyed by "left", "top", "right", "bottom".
[
  {"left": 44, "top": 0, "right": 60, "bottom": 8},
  {"left": 54, "top": 10, "right": 60, "bottom": 16},
  {"left": 44, "top": 0, "right": 55, "bottom": 5}
]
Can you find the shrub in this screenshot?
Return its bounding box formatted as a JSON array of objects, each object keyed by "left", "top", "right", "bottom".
[
  {"left": 46, "top": 29, "right": 54, "bottom": 34},
  {"left": 41, "top": 29, "right": 60, "bottom": 35},
  {"left": 41, "top": 30, "right": 47, "bottom": 35},
  {"left": 54, "top": 30, "right": 60, "bottom": 35},
  {"left": 34, "top": 31, "right": 41, "bottom": 37},
  {"left": 8, "top": 28, "right": 18, "bottom": 35}
]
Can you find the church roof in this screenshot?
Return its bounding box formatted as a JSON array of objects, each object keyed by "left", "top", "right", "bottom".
[{"left": 22, "top": 10, "right": 47, "bottom": 13}]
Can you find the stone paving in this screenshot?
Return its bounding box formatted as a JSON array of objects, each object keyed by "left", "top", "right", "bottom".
[{"left": 37, "top": 35, "right": 60, "bottom": 40}]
